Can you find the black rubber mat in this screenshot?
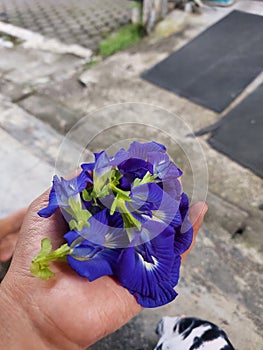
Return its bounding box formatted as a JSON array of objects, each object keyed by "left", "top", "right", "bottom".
[
  {"left": 142, "top": 10, "right": 263, "bottom": 112},
  {"left": 209, "top": 84, "right": 263, "bottom": 178}
]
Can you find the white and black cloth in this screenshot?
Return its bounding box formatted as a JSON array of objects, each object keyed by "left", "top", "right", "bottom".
[{"left": 154, "top": 316, "right": 235, "bottom": 350}]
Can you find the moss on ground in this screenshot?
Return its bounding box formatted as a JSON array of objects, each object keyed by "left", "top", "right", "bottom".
[{"left": 99, "top": 24, "right": 144, "bottom": 58}]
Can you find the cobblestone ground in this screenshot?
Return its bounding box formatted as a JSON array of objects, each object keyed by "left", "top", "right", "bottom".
[{"left": 0, "top": 0, "right": 131, "bottom": 50}]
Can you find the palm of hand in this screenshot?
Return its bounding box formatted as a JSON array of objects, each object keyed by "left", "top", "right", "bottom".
[
  {"left": 2, "top": 194, "right": 141, "bottom": 349},
  {"left": 1, "top": 191, "right": 206, "bottom": 350}
]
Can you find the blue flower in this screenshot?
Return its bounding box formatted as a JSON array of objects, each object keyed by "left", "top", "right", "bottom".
[
  {"left": 115, "top": 221, "right": 179, "bottom": 307},
  {"left": 38, "top": 170, "right": 92, "bottom": 218},
  {"left": 129, "top": 182, "right": 182, "bottom": 230},
  {"left": 36, "top": 141, "right": 193, "bottom": 308},
  {"left": 65, "top": 230, "right": 120, "bottom": 281},
  {"left": 128, "top": 141, "right": 166, "bottom": 159}
]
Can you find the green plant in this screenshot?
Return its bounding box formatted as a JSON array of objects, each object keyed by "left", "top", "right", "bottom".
[
  {"left": 85, "top": 59, "right": 100, "bottom": 69},
  {"left": 99, "top": 24, "right": 144, "bottom": 58},
  {"left": 0, "top": 32, "right": 20, "bottom": 46}
]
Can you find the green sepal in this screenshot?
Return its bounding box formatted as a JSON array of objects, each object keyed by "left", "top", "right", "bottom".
[
  {"left": 92, "top": 168, "right": 123, "bottom": 200},
  {"left": 66, "top": 196, "right": 92, "bottom": 231},
  {"left": 30, "top": 238, "right": 71, "bottom": 280},
  {"left": 93, "top": 168, "right": 111, "bottom": 198},
  {"left": 133, "top": 171, "right": 158, "bottom": 187},
  {"left": 30, "top": 261, "right": 54, "bottom": 280},
  {"left": 110, "top": 169, "right": 122, "bottom": 185},
  {"left": 118, "top": 200, "right": 142, "bottom": 230},
  {"left": 82, "top": 188, "right": 93, "bottom": 201}
]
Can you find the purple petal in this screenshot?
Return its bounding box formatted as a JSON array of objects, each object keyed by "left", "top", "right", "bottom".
[
  {"left": 81, "top": 162, "right": 95, "bottom": 172},
  {"left": 38, "top": 171, "right": 91, "bottom": 218},
  {"left": 79, "top": 209, "right": 128, "bottom": 248},
  {"left": 145, "top": 150, "right": 182, "bottom": 201},
  {"left": 94, "top": 151, "right": 111, "bottom": 177},
  {"left": 67, "top": 249, "right": 119, "bottom": 281},
  {"left": 174, "top": 225, "right": 193, "bottom": 256},
  {"left": 128, "top": 141, "right": 166, "bottom": 160},
  {"left": 65, "top": 230, "right": 120, "bottom": 281},
  {"left": 160, "top": 177, "right": 182, "bottom": 202},
  {"left": 179, "top": 192, "right": 190, "bottom": 221},
  {"left": 109, "top": 148, "right": 130, "bottom": 166},
  {"left": 119, "top": 175, "right": 132, "bottom": 191},
  {"left": 170, "top": 255, "right": 181, "bottom": 287},
  {"left": 133, "top": 281, "right": 178, "bottom": 308},
  {"left": 108, "top": 210, "right": 124, "bottom": 228},
  {"left": 94, "top": 151, "right": 104, "bottom": 162},
  {"left": 147, "top": 151, "right": 170, "bottom": 177},
  {"left": 173, "top": 192, "right": 193, "bottom": 255},
  {"left": 164, "top": 162, "right": 183, "bottom": 179},
  {"left": 78, "top": 209, "right": 109, "bottom": 245},
  {"left": 115, "top": 223, "right": 177, "bottom": 307},
  {"left": 119, "top": 158, "right": 152, "bottom": 183},
  {"left": 74, "top": 169, "right": 93, "bottom": 191},
  {"left": 64, "top": 230, "right": 80, "bottom": 245},
  {"left": 131, "top": 183, "right": 181, "bottom": 228},
  {"left": 38, "top": 184, "right": 58, "bottom": 218},
  {"left": 58, "top": 171, "right": 92, "bottom": 199}
]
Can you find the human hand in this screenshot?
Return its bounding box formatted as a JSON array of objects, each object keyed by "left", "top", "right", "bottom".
[
  {"left": 0, "top": 208, "right": 27, "bottom": 262},
  {"left": 0, "top": 190, "right": 207, "bottom": 350}
]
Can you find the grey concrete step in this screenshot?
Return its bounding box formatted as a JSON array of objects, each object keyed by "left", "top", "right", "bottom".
[{"left": 0, "top": 93, "right": 92, "bottom": 215}]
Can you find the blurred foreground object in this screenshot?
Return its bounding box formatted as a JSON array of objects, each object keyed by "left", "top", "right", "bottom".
[
  {"left": 132, "top": 0, "right": 168, "bottom": 33},
  {"left": 203, "top": 0, "right": 234, "bottom": 6},
  {"left": 154, "top": 316, "right": 235, "bottom": 349}
]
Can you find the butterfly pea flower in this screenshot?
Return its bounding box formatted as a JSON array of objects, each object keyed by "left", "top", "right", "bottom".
[
  {"left": 31, "top": 141, "right": 193, "bottom": 308},
  {"left": 115, "top": 221, "right": 181, "bottom": 308}
]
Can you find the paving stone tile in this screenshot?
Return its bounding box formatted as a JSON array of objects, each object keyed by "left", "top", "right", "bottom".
[{"left": 0, "top": 0, "right": 131, "bottom": 50}]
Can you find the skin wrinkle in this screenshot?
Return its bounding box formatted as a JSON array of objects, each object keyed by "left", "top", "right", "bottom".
[
  {"left": 0, "top": 199, "right": 81, "bottom": 349},
  {"left": 0, "top": 290, "right": 13, "bottom": 343},
  {"left": 40, "top": 280, "right": 87, "bottom": 348},
  {"left": 37, "top": 305, "right": 82, "bottom": 350},
  {"left": 4, "top": 269, "right": 83, "bottom": 350},
  {"left": 0, "top": 287, "right": 50, "bottom": 350},
  {"left": 84, "top": 277, "right": 141, "bottom": 348},
  {"left": 87, "top": 296, "right": 110, "bottom": 346},
  {"left": 2, "top": 276, "right": 51, "bottom": 348},
  {"left": 107, "top": 277, "right": 141, "bottom": 323}
]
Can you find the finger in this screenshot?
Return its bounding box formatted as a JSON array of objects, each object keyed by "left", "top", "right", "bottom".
[
  {"left": 181, "top": 202, "right": 208, "bottom": 262},
  {"left": 0, "top": 231, "right": 20, "bottom": 262},
  {"left": 0, "top": 208, "right": 27, "bottom": 239}
]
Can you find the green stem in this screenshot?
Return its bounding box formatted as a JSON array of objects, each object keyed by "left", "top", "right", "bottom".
[
  {"left": 110, "top": 183, "right": 131, "bottom": 200},
  {"left": 30, "top": 238, "right": 72, "bottom": 280},
  {"left": 33, "top": 244, "right": 72, "bottom": 264},
  {"left": 117, "top": 200, "right": 141, "bottom": 230}
]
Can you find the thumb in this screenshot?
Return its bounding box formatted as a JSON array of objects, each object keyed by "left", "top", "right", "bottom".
[{"left": 181, "top": 202, "right": 208, "bottom": 263}]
